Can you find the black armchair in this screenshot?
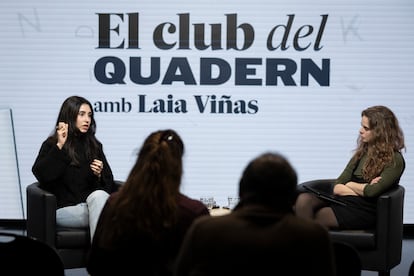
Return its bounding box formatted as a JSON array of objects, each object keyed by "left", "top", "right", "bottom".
[
  {"left": 297, "top": 179, "right": 405, "bottom": 276},
  {"left": 26, "top": 181, "right": 123, "bottom": 269}
]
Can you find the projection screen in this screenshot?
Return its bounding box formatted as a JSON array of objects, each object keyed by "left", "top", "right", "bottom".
[{"left": 1, "top": 0, "right": 413, "bottom": 224}]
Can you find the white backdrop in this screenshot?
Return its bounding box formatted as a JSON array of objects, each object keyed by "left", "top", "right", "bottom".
[{"left": 1, "top": 0, "right": 413, "bottom": 223}]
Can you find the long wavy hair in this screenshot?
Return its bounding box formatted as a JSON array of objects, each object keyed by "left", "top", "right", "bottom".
[
  {"left": 353, "top": 105, "right": 405, "bottom": 181},
  {"left": 47, "top": 95, "right": 100, "bottom": 166},
  {"left": 107, "top": 129, "right": 184, "bottom": 241}
]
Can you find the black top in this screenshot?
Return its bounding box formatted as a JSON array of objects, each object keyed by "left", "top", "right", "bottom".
[{"left": 32, "top": 138, "right": 115, "bottom": 208}]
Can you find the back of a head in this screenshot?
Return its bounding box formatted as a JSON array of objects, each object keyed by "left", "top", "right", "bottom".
[
  {"left": 137, "top": 129, "right": 184, "bottom": 179},
  {"left": 122, "top": 128, "right": 185, "bottom": 200},
  {"left": 109, "top": 129, "right": 185, "bottom": 240},
  {"left": 239, "top": 152, "right": 297, "bottom": 209}
]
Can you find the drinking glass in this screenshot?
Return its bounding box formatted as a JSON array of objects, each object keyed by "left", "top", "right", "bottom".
[
  {"left": 200, "top": 197, "right": 215, "bottom": 209},
  {"left": 227, "top": 196, "right": 240, "bottom": 209}
]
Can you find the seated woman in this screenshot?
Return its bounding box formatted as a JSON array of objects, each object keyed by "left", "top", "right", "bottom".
[
  {"left": 32, "top": 96, "right": 116, "bottom": 240},
  {"left": 295, "top": 105, "right": 405, "bottom": 229}
]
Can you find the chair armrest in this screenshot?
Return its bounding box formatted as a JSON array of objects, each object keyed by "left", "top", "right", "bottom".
[
  {"left": 26, "top": 182, "right": 57, "bottom": 247},
  {"left": 375, "top": 185, "right": 404, "bottom": 264}
]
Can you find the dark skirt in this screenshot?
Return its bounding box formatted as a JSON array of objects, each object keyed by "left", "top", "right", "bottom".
[{"left": 330, "top": 195, "right": 377, "bottom": 229}]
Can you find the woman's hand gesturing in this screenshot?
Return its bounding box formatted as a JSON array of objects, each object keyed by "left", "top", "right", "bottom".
[{"left": 56, "top": 122, "right": 68, "bottom": 149}]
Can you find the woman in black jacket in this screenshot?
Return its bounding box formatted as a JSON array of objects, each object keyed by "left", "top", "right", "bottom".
[{"left": 32, "top": 95, "right": 116, "bottom": 240}]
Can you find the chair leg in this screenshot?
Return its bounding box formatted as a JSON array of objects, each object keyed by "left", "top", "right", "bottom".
[{"left": 378, "top": 271, "right": 390, "bottom": 276}]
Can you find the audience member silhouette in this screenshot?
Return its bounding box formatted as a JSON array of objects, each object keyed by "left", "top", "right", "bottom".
[
  {"left": 174, "top": 152, "right": 336, "bottom": 276},
  {"left": 87, "top": 129, "right": 210, "bottom": 276}
]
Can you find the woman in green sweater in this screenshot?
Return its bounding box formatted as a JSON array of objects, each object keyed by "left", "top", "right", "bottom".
[{"left": 295, "top": 105, "right": 405, "bottom": 229}]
